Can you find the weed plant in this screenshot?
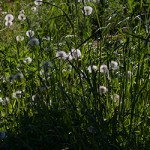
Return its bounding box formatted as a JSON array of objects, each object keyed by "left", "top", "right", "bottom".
[{"left": 0, "top": 0, "right": 149, "bottom": 150}]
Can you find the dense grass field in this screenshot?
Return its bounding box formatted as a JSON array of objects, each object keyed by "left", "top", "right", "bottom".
[{"left": 0, "top": 0, "right": 150, "bottom": 149}]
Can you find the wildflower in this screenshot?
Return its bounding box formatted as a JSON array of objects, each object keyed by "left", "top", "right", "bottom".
[
  {"left": 23, "top": 56, "right": 32, "bottom": 64},
  {"left": 87, "top": 65, "right": 97, "bottom": 73},
  {"left": 100, "top": 64, "right": 108, "bottom": 73},
  {"left": 18, "top": 13, "right": 26, "bottom": 20},
  {"left": 82, "top": 6, "right": 93, "bottom": 15},
  {"left": 26, "top": 30, "right": 35, "bottom": 38},
  {"left": 70, "top": 49, "right": 81, "bottom": 60},
  {"left": 99, "top": 86, "right": 108, "bottom": 94},
  {"left": 16, "top": 35, "right": 24, "bottom": 41},
  {"left": 34, "top": 0, "right": 43, "bottom": 5},
  {"left": 56, "top": 51, "right": 67, "bottom": 60},
  {"left": 110, "top": 61, "right": 119, "bottom": 70},
  {"left": 5, "top": 21, "right": 13, "bottom": 27},
  {"left": 28, "top": 38, "right": 40, "bottom": 46},
  {"left": 4, "top": 14, "right": 14, "bottom": 21},
  {"left": 12, "top": 90, "right": 23, "bottom": 98},
  {"left": 14, "top": 72, "right": 24, "bottom": 81}
]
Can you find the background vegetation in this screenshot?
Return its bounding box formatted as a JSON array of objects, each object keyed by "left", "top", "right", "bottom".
[{"left": 0, "top": 0, "right": 149, "bottom": 149}]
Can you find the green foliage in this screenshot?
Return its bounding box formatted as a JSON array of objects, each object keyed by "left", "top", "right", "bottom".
[{"left": 0, "top": 0, "right": 150, "bottom": 150}]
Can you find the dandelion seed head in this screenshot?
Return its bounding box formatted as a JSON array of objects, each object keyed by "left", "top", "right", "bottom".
[
  {"left": 111, "top": 94, "right": 120, "bottom": 102},
  {"left": 23, "top": 56, "right": 32, "bottom": 64},
  {"left": 34, "top": 0, "right": 43, "bottom": 5},
  {"left": 16, "top": 35, "right": 24, "bottom": 42},
  {"left": 5, "top": 21, "right": 13, "bottom": 27},
  {"left": 110, "top": 61, "right": 119, "bottom": 70},
  {"left": 127, "top": 71, "right": 133, "bottom": 78},
  {"left": 5, "top": 14, "right": 14, "bottom": 21},
  {"left": 18, "top": 13, "right": 26, "bottom": 20},
  {"left": 14, "top": 73, "right": 24, "bottom": 81},
  {"left": 41, "top": 61, "right": 52, "bottom": 69},
  {"left": 19, "top": 9, "right": 25, "bottom": 14},
  {"left": 12, "top": 90, "right": 22, "bottom": 99},
  {"left": 88, "top": 65, "right": 97, "bottom": 73},
  {"left": 28, "top": 38, "right": 40, "bottom": 46},
  {"left": 99, "top": 86, "right": 108, "bottom": 94},
  {"left": 26, "top": 30, "right": 35, "bottom": 38},
  {"left": 31, "top": 6, "right": 37, "bottom": 12},
  {"left": 70, "top": 49, "right": 81, "bottom": 60},
  {"left": 56, "top": 51, "right": 67, "bottom": 60},
  {"left": 66, "top": 53, "right": 73, "bottom": 61},
  {"left": 82, "top": 6, "right": 93, "bottom": 15},
  {"left": 100, "top": 64, "right": 108, "bottom": 73}
]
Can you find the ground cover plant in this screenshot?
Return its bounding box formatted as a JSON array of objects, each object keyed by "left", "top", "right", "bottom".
[{"left": 0, "top": 0, "right": 150, "bottom": 149}]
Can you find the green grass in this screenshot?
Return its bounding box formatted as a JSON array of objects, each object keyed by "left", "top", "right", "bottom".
[{"left": 0, "top": 0, "right": 150, "bottom": 149}]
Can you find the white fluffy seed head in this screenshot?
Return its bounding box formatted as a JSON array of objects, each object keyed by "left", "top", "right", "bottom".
[
  {"left": 82, "top": 6, "right": 93, "bottom": 15},
  {"left": 23, "top": 56, "right": 32, "bottom": 64},
  {"left": 12, "top": 91, "right": 22, "bottom": 99},
  {"left": 87, "top": 65, "right": 97, "bottom": 73},
  {"left": 56, "top": 51, "right": 67, "bottom": 60},
  {"left": 28, "top": 38, "right": 40, "bottom": 46},
  {"left": 110, "top": 61, "right": 119, "bottom": 70},
  {"left": 5, "top": 14, "right": 14, "bottom": 21},
  {"left": 31, "top": 6, "right": 37, "bottom": 12},
  {"left": 70, "top": 49, "right": 81, "bottom": 60},
  {"left": 127, "top": 71, "right": 133, "bottom": 78},
  {"left": 5, "top": 21, "right": 13, "bottom": 27},
  {"left": 111, "top": 94, "right": 120, "bottom": 102},
  {"left": 100, "top": 64, "right": 108, "bottom": 73},
  {"left": 34, "top": 0, "right": 43, "bottom": 5},
  {"left": 14, "top": 73, "right": 24, "bottom": 81},
  {"left": 26, "top": 30, "right": 35, "bottom": 38},
  {"left": 66, "top": 53, "right": 73, "bottom": 61},
  {"left": 18, "top": 13, "right": 26, "bottom": 20},
  {"left": 99, "top": 86, "right": 108, "bottom": 94},
  {"left": 16, "top": 35, "right": 24, "bottom": 42},
  {"left": 41, "top": 61, "right": 52, "bottom": 69}
]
